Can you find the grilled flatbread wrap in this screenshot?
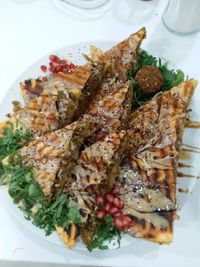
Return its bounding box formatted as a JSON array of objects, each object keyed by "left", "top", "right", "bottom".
[
  {"left": 116, "top": 79, "right": 197, "bottom": 244},
  {"left": 14, "top": 62, "right": 107, "bottom": 136},
  {"left": 14, "top": 120, "right": 96, "bottom": 198}
]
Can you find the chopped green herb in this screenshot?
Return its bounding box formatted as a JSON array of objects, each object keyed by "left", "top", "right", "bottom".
[
  {"left": 87, "top": 216, "right": 121, "bottom": 252},
  {"left": 158, "top": 59, "right": 185, "bottom": 91},
  {"left": 0, "top": 122, "right": 81, "bottom": 236},
  {"left": 0, "top": 123, "right": 32, "bottom": 161},
  {"left": 1, "top": 153, "right": 81, "bottom": 235},
  {"left": 0, "top": 123, "right": 32, "bottom": 183},
  {"left": 32, "top": 193, "right": 81, "bottom": 235},
  {"left": 130, "top": 50, "right": 185, "bottom": 108},
  {"left": 2, "top": 154, "right": 46, "bottom": 209},
  {"left": 32, "top": 193, "right": 70, "bottom": 235},
  {"left": 67, "top": 206, "right": 81, "bottom": 224}
]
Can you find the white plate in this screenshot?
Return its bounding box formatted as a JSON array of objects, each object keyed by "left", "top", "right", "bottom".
[{"left": 0, "top": 41, "right": 199, "bottom": 250}]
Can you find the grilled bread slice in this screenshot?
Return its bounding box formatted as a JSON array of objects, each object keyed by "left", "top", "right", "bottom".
[
  {"left": 44, "top": 63, "right": 108, "bottom": 127},
  {"left": 20, "top": 78, "right": 44, "bottom": 104},
  {"left": 84, "top": 81, "right": 133, "bottom": 142},
  {"left": 105, "top": 27, "right": 146, "bottom": 81},
  {"left": 116, "top": 80, "right": 197, "bottom": 244},
  {"left": 55, "top": 128, "right": 129, "bottom": 250},
  {"left": 20, "top": 65, "right": 92, "bottom": 103},
  {"left": 90, "top": 27, "right": 146, "bottom": 82},
  {"left": 56, "top": 187, "right": 94, "bottom": 249},
  {"left": 73, "top": 130, "right": 127, "bottom": 194},
  {"left": 0, "top": 121, "right": 11, "bottom": 136},
  {"left": 14, "top": 93, "right": 59, "bottom": 137},
  {"left": 17, "top": 120, "right": 95, "bottom": 198},
  {"left": 58, "top": 130, "right": 128, "bottom": 248},
  {"left": 88, "top": 28, "right": 146, "bottom": 109},
  {"left": 15, "top": 63, "right": 107, "bottom": 136},
  {"left": 59, "top": 128, "right": 128, "bottom": 249},
  {"left": 56, "top": 224, "right": 81, "bottom": 249}
]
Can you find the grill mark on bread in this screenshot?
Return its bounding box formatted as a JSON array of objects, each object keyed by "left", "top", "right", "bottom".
[
  {"left": 116, "top": 80, "right": 197, "bottom": 244},
  {"left": 16, "top": 120, "right": 96, "bottom": 197},
  {"left": 17, "top": 62, "right": 107, "bottom": 137}
]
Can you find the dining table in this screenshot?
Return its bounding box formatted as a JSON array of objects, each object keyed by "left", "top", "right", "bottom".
[{"left": 0, "top": 0, "right": 200, "bottom": 266}]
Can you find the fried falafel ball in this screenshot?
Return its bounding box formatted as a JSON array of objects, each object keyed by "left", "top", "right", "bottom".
[{"left": 135, "top": 66, "right": 164, "bottom": 95}]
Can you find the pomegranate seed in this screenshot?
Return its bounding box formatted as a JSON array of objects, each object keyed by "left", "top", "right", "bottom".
[
  {"left": 47, "top": 53, "right": 76, "bottom": 74},
  {"left": 50, "top": 61, "right": 57, "bottom": 66},
  {"left": 111, "top": 188, "right": 119, "bottom": 196},
  {"left": 97, "top": 209, "right": 106, "bottom": 219},
  {"left": 128, "top": 221, "right": 135, "bottom": 228},
  {"left": 69, "top": 63, "right": 75, "bottom": 69},
  {"left": 105, "top": 202, "right": 112, "bottom": 212},
  {"left": 122, "top": 215, "right": 132, "bottom": 228},
  {"left": 96, "top": 196, "right": 104, "bottom": 205},
  {"left": 49, "top": 55, "right": 58, "bottom": 62},
  {"left": 118, "top": 199, "right": 124, "bottom": 209},
  {"left": 114, "top": 216, "right": 124, "bottom": 229},
  {"left": 56, "top": 65, "right": 62, "bottom": 72},
  {"left": 114, "top": 211, "right": 123, "bottom": 217},
  {"left": 106, "top": 193, "right": 114, "bottom": 203},
  {"left": 50, "top": 66, "right": 56, "bottom": 72},
  {"left": 113, "top": 197, "right": 120, "bottom": 208},
  {"left": 42, "top": 77, "right": 47, "bottom": 82},
  {"left": 109, "top": 207, "right": 118, "bottom": 216},
  {"left": 63, "top": 65, "right": 70, "bottom": 71},
  {"left": 61, "top": 59, "right": 67, "bottom": 65},
  {"left": 40, "top": 65, "right": 47, "bottom": 72}
]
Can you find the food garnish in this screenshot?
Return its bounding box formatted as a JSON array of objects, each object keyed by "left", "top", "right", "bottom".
[
  {"left": 87, "top": 215, "right": 121, "bottom": 252},
  {"left": 85, "top": 188, "right": 135, "bottom": 251},
  {"left": 135, "top": 65, "right": 164, "bottom": 95},
  {"left": 1, "top": 150, "right": 81, "bottom": 236},
  {"left": 130, "top": 50, "right": 185, "bottom": 108},
  {"left": 40, "top": 54, "right": 76, "bottom": 75},
  {"left": 0, "top": 124, "right": 81, "bottom": 235},
  {"left": 0, "top": 123, "right": 32, "bottom": 185},
  {"left": 0, "top": 123, "right": 32, "bottom": 161},
  {"left": 96, "top": 189, "right": 134, "bottom": 231}
]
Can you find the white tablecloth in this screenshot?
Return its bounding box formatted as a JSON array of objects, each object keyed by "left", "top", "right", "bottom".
[{"left": 0, "top": 0, "right": 200, "bottom": 266}]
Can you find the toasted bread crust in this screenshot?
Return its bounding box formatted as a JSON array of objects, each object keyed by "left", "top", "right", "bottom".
[
  {"left": 19, "top": 120, "right": 95, "bottom": 198},
  {"left": 116, "top": 80, "right": 197, "bottom": 244}
]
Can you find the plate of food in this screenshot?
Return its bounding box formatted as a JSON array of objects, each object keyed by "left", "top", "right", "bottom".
[{"left": 0, "top": 27, "right": 199, "bottom": 252}]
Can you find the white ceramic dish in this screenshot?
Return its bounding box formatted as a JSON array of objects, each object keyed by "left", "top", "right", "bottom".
[{"left": 0, "top": 41, "right": 199, "bottom": 250}]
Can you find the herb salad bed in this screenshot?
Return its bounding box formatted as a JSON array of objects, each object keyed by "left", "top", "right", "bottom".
[{"left": 130, "top": 50, "right": 185, "bottom": 108}]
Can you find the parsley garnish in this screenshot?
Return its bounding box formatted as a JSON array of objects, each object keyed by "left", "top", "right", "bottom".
[
  {"left": 32, "top": 193, "right": 81, "bottom": 235},
  {"left": 0, "top": 123, "right": 32, "bottom": 161},
  {"left": 130, "top": 50, "right": 185, "bottom": 108},
  {"left": 0, "top": 124, "right": 81, "bottom": 236},
  {"left": 1, "top": 154, "right": 81, "bottom": 235},
  {"left": 0, "top": 123, "right": 32, "bottom": 185},
  {"left": 87, "top": 216, "right": 121, "bottom": 252},
  {"left": 2, "top": 154, "right": 47, "bottom": 210}
]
